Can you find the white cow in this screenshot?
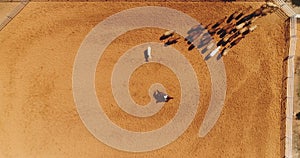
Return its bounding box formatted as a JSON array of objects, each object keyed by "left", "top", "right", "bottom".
[{"left": 147, "top": 46, "right": 152, "bottom": 59}]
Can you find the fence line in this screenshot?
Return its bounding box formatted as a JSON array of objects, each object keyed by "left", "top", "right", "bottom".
[
  {"left": 273, "top": 0, "right": 296, "bottom": 17},
  {"left": 273, "top": 0, "right": 297, "bottom": 157},
  {"left": 25, "top": 0, "right": 267, "bottom": 1},
  {"left": 286, "top": 14, "right": 297, "bottom": 158},
  {"left": 0, "top": 0, "right": 28, "bottom": 31}
]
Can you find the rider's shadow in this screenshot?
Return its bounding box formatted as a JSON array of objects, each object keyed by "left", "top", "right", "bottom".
[
  {"left": 144, "top": 49, "right": 149, "bottom": 62},
  {"left": 153, "top": 90, "right": 167, "bottom": 103}
]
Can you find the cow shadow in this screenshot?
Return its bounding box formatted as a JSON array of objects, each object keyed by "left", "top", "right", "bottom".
[{"left": 144, "top": 49, "right": 149, "bottom": 62}]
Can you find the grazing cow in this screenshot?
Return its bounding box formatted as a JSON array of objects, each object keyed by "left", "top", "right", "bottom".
[
  {"left": 217, "top": 29, "right": 225, "bottom": 35},
  {"left": 208, "top": 27, "right": 220, "bottom": 35},
  {"left": 223, "top": 35, "right": 230, "bottom": 43},
  {"left": 222, "top": 32, "right": 236, "bottom": 44},
  {"left": 236, "top": 14, "right": 254, "bottom": 25},
  {"left": 252, "top": 8, "right": 263, "bottom": 17},
  {"left": 164, "top": 30, "right": 175, "bottom": 36},
  {"left": 250, "top": 17, "right": 258, "bottom": 23},
  {"left": 217, "top": 38, "right": 226, "bottom": 46},
  {"left": 242, "top": 25, "right": 257, "bottom": 35},
  {"left": 223, "top": 23, "right": 234, "bottom": 31},
  {"left": 219, "top": 30, "right": 227, "bottom": 38},
  {"left": 204, "top": 23, "right": 212, "bottom": 29},
  {"left": 235, "top": 11, "right": 244, "bottom": 20},
  {"left": 235, "top": 7, "right": 252, "bottom": 20},
  {"left": 165, "top": 37, "right": 180, "bottom": 46},
  {"left": 164, "top": 30, "right": 175, "bottom": 37},
  {"left": 222, "top": 39, "right": 230, "bottom": 46},
  {"left": 227, "top": 32, "right": 240, "bottom": 43},
  {"left": 160, "top": 30, "right": 175, "bottom": 40},
  {"left": 249, "top": 25, "right": 257, "bottom": 32},
  {"left": 188, "top": 44, "right": 195, "bottom": 51},
  {"left": 266, "top": 2, "right": 278, "bottom": 8},
  {"left": 221, "top": 48, "right": 230, "bottom": 56},
  {"left": 239, "top": 26, "right": 249, "bottom": 34},
  {"left": 241, "top": 29, "right": 250, "bottom": 36},
  {"left": 236, "top": 22, "right": 246, "bottom": 30},
  {"left": 240, "top": 25, "right": 257, "bottom": 36},
  {"left": 230, "top": 36, "right": 244, "bottom": 47},
  {"left": 261, "top": 4, "right": 268, "bottom": 9},
  {"left": 212, "top": 16, "right": 227, "bottom": 29},
  {"left": 240, "top": 18, "right": 255, "bottom": 28},
  {"left": 253, "top": 9, "right": 262, "bottom": 17},
  {"left": 261, "top": 7, "right": 275, "bottom": 16},
  {"left": 217, "top": 36, "right": 230, "bottom": 46},
  {"left": 218, "top": 23, "right": 234, "bottom": 35},
  {"left": 225, "top": 26, "right": 235, "bottom": 34},
  {"left": 227, "top": 11, "right": 238, "bottom": 23}
]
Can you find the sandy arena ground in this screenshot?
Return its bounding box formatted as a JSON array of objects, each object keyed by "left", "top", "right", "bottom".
[
  {"left": 0, "top": 2, "right": 19, "bottom": 24},
  {"left": 0, "top": 2, "right": 287, "bottom": 158}
]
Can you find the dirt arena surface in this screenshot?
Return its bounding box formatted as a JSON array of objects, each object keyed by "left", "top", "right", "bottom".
[
  {"left": 0, "top": 2, "right": 19, "bottom": 23},
  {"left": 0, "top": 2, "right": 287, "bottom": 158}
]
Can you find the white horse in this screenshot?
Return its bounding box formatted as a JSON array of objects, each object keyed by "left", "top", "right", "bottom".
[{"left": 147, "top": 46, "right": 152, "bottom": 59}]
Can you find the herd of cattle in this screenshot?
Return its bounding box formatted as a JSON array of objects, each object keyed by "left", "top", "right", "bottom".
[{"left": 159, "top": 2, "right": 279, "bottom": 59}]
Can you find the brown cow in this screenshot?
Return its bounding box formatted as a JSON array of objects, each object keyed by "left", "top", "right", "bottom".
[
  {"left": 160, "top": 30, "right": 175, "bottom": 40},
  {"left": 218, "top": 23, "right": 235, "bottom": 35},
  {"left": 228, "top": 32, "right": 240, "bottom": 43},
  {"left": 208, "top": 27, "right": 220, "bottom": 35},
  {"left": 221, "top": 48, "right": 230, "bottom": 56},
  {"left": 249, "top": 25, "right": 257, "bottom": 32},
  {"left": 230, "top": 36, "right": 244, "bottom": 47},
  {"left": 165, "top": 37, "right": 180, "bottom": 46},
  {"left": 235, "top": 6, "right": 252, "bottom": 20},
  {"left": 239, "top": 27, "right": 248, "bottom": 34},
  {"left": 223, "top": 35, "right": 230, "bottom": 43},
  {"left": 223, "top": 23, "right": 234, "bottom": 31},
  {"left": 261, "top": 7, "right": 275, "bottom": 16},
  {"left": 266, "top": 2, "right": 278, "bottom": 8},
  {"left": 164, "top": 30, "right": 175, "bottom": 36},
  {"left": 252, "top": 8, "right": 263, "bottom": 17},
  {"left": 227, "top": 11, "right": 238, "bottom": 23},
  {"left": 236, "top": 22, "right": 246, "bottom": 30},
  {"left": 212, "top": 16, "right": 227, "bottom": 29}
]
